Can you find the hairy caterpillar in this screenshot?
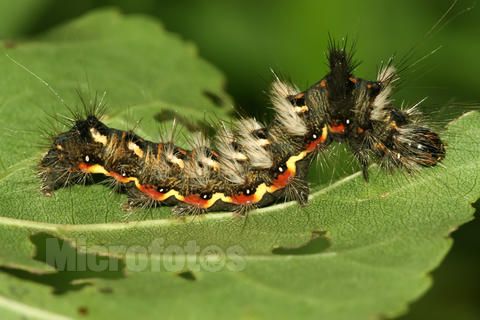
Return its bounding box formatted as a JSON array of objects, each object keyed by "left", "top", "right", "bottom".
[{"left": 38, "top": 41, "right": 445, "bottom": 215}]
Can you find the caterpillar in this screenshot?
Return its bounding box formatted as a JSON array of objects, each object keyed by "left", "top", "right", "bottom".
[{"left": 38, "top": 41, "right": 446, "bottom": 215}]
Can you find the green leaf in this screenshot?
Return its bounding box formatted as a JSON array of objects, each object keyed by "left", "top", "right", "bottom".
[
  {"left": 0, "top": 9, "right": 479, "bottom": 320},
  {"left": 0, "top": 0, "right": 51, "bottom": 38}
]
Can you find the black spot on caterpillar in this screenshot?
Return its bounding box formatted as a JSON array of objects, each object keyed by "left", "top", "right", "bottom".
[{"left": 38, "top": 41, "right": 445, "bottom": 215}]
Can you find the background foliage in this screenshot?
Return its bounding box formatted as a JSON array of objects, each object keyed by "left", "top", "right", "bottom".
[{"left": 0, "top": 0, "right": 478, "bottom": 319}]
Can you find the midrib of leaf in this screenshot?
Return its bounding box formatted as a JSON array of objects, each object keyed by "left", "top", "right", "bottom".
[
  {"left": 0, "top": 161, "right": 365, "bottom": 229},
  {"left": 0, "top": 294, "right": 72, "bottom": 320},
  {"left": 0, "top": 135, "right": 474, "bottom": 235}
]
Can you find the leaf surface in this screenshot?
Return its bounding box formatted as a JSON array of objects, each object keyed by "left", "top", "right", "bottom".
[{"left": 0, "top": 9, "right": 478, "bottom": 320}]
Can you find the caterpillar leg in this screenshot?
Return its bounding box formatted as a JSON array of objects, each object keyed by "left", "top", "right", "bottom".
[
  {"left": 282, "top": 158, "right": 310, "bottom": 205},
  {"left": 349, "top": 146, "right": 371, "bottom": 181}
]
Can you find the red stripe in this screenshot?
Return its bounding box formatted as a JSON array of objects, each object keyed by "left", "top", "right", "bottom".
[
  {"left": 78, "top": 163, "right": 90, "bottom": 171},
  {"left": 272, "top": 169, "right": 293, "bottom": 189},
  {"left": 306, "top": 135, "right": 327, "bottom": 152},
  {"left": 139, "top": 185, "right": 166, "bottom": 201},
  {"left": 183, "top": 194, "right": 209, "bottom": 208},
  {"left": 329, "top": 123, "right": 345, "bottom": 134},
  {"left": 230, "top": 194, "right": 256, "bottom": 205}
]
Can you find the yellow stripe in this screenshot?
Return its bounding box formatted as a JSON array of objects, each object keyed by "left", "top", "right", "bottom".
[
  {"left": 89, "top": 128, "right": 108, "bottom": 145},
  {"left": 83, "top": 164, "right": 109, "bottom": 175},
  {"left": 128, "top": 142, "right": 145, "bottom": 158},
  {"left": 168, "top": 155, "right": 185, "bottom": 169},
  {"left": 81, "top": 164, "right": 141, "bottom": 188},
  {"left": 295, "top": 105, "right": 309, "bottom": 113}
]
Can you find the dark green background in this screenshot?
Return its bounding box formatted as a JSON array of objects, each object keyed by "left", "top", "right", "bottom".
[{"left": 0, "top": 0, "right": 478, "bottom": 318}]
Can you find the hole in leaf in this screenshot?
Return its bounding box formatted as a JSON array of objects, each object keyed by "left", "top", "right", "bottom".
[
  {"left": 177, "top": 270, "right": 197, "bottom": 281},
  {"left": 203, "top": 90, "right": 225, "bottom": 107},
  {"left": 77, "top": 306, "right": 89, "bottom": 316},
  {"left": 0, "top": 265, "right": 93, "bottom": 294},
  {"left": 98, "top": 286, "right": 114, "bottom": 294},
  {"left": 472, "top": 198, "right": 480, "bottom": 215},
  {"left": 0, "top": 232, "right": 126, "bottom": 295},
  {"left": 272, "top": 231, "right": 330, "bottom": 255}
]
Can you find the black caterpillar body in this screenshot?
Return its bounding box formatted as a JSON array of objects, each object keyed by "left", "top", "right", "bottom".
[{"left": 39, "top": 44, "right": 446, "bottom": 215}]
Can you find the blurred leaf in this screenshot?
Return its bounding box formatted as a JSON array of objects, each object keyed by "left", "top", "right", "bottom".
[
  {"left": 0, "top": 0, "right": 53, "bottom": 38},
  {"left": 0, "top": 8, "right": 479, "bottom": 320}
]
